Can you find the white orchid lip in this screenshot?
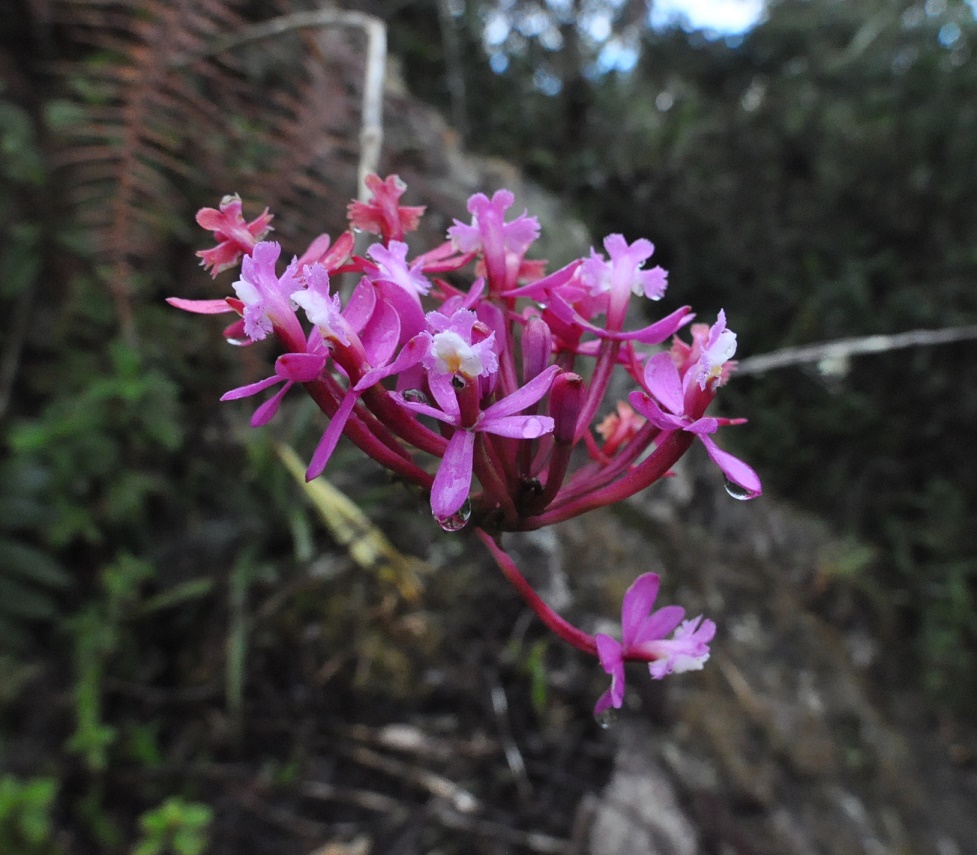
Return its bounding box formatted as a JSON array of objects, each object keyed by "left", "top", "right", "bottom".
[{"left": 431, "top": 330, "right": 484, "bottom": 377}]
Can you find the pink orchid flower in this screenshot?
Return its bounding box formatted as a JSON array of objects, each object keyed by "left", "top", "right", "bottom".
[
  {"left": 578, "top": 234, "right": 669, "bottom": 329},
  {"left": 448, "top": 190, "right": 540, "bottom": 292},
  {"left": 231, "top": 241, "right": 305, "bottom": 349},
  {"left": 594, "top": 573, "right": 716, "bottom": 716},
  {"left": 291, "top": 265, "right": 407, "bottom": 480},
  {"left": 195, "top": 194, "right": 273, "bottom": 277},
  {"left": 366, "top": 241, "right": 433, "bottom": 297},
  {"left": 347, "top": 173, "right": 425, "bottom": 243},
  {"left": 628, "top": 314, "right": 762, "bottom": 499},
  {"left": 397, "top": 365, "right": 560, "bottom": 520}
]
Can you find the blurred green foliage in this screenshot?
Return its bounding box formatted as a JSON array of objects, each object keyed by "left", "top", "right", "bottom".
[
  {"left": 0, "top": 775, "right": 61, "bottom": 855},
  {"left": 132, "top": 797, "right": 212, "bottom": 855}
]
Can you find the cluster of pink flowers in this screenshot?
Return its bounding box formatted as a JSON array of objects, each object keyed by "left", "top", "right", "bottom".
[{"left": 171, "top": 175, "right": 761, "bottom": 716}]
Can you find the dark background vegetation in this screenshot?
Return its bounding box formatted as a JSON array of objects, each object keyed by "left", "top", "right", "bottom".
[{"left": 2, "top": 0, "right": 976, "bottom": 851}]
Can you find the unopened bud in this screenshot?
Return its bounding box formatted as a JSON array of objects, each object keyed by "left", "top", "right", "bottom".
[
  {"left": 522, "top": 315, "right": 553, "bottom": 384},
  {"left": 549, "top": 372, "right": 584, "bottom": 443}
]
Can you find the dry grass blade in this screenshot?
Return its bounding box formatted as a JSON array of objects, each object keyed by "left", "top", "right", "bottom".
[{"left": 275, "top": 442, "right": 426, "bottom": 601}]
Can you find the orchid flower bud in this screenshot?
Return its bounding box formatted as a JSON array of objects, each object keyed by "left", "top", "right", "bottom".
[
  {"left": 549, "top": 372, "right": 584, "bottom": 443},
  {"left": 521, "top": 315, "right": 553, "bottom": 384}
]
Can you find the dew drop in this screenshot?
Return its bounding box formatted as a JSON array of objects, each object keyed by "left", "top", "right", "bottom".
[
  {"left": 435, "top": 499, "right": 471, "bottom": 532},
  {"left": 595, "top": 708, "right": 618, "bottom": 729},
  {"left": 402, "top": 388, "right": 428, "bottom": 404},
  {"left": 724, "top": 478, "right": 756, "bottom": 501}
]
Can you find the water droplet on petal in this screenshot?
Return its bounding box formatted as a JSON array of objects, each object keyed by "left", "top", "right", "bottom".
[
  {"left": 435, "top": 499, "right": 471, "bottom": 532},
  {"left": 724, "top": 478, "right": 756, "bottom": 501},
  {"left": 402, "top": 389, "right": 429, "bottom": 404},
  {"left": 595, "top": 708, "right": 618, "bottom": 729}
]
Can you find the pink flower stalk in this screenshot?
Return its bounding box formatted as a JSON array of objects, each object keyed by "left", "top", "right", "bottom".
[
  {"left": 594, "top": 573, "right": 716, "bottom": 716},
  {"left": 174, "top": 174, "right": 762, "bottom": 716},
  {"left": 196, "top": 194, "right": 273, "bottom": 276}
]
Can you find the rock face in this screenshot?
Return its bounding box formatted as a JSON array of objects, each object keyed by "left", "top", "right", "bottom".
[{"left": 537, "top": 450, "right": 977, "bottom": 855}]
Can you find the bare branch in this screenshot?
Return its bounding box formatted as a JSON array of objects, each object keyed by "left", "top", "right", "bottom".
[{"left": 735, "top": 324, "right": 977, "bottom": 377}]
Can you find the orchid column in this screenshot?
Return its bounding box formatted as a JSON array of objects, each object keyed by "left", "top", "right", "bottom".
[{"left": 171, "top": 176, "right": 762, "bottom": 715}]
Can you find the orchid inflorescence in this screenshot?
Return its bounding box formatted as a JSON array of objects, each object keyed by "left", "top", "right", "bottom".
[{"left": 170, "top": 174, "right": 761, "bottom": 716}]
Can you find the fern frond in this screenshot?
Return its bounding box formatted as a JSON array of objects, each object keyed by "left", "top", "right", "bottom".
[{"left": 48, "top": 0, "right": 382, "bottom": 338}]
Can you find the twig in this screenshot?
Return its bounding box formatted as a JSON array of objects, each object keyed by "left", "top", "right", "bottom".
[
  {"left": 341, "top": 722, "right": 498, "bottom": 760},
  {"left": 340, "top": 743, "right": 481, "bottom": 814},
  {"left": 301, "top": 780, "right": 405, "bottom": 817},
  {"left": 430, "top": 800, "right": 571, "bottom": 854},
  {"left": 170, "top": 9, "right": 386, "bottom": 200},
  {"left": 735, "top": 323, "right": 977, "bottom": 376},
  {"left": 489, "top": 678, "right": 533, "bottom": 802}
]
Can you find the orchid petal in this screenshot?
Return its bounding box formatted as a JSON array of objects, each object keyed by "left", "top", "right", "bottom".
[
  {"left": 431, "top": 430, "right": 475, "bottom": 518},
  {"left": 626, "top": 306, "right": 694, "bottom": 344},
  {"left": 375, "top": 279, "right": 426, "bottom": 342},
  {"left": 360, "top": 299, "right": 402, "bottom": 369},
  {"left": 251, "top": 381, "right": 292, "bottom": 427},
  {"left": 275, "top": 352, "right": 326, "bottom": 383},
  {"left": 632, "top": 605, "right": 685, "bottom": 645},
  {"left": 343, "top": 277, "right": 378, "bottom": 333},
  {"left": 480, "top": 414, "right": 554, "bottom": 439},
  {"left": 685, "top": 417, "right": 720, "bottom": 435},
  {"left": 595, "top": 633, "right": 626, "bottom": 710},
  {"left": 306, "top": 391, "right": 358, "bottom": 481},
  {"left": 221, "top": 375, "right": 281, "bottom": 401},
  {"left": 166, "top": 297, "right": 236, "bottom": 314},
  {"left": 593, "top": 688, "right": 617, "bottom": 717},
  {"left": 698, "top": 435, "right": 762, "bottom": 498},
  {"left": 482, "top": 365, "right": 560, "bottom": 421},
  {"left": 427, "top": 371, "right": 461, "bottom": 420},
  {"left": 620, "top": 573, "right": 660, "bottom": 646},
  {"left": 643, "top": 353, "right": 684, "bottom": 416},
  {"left": 354, "top": 334, "right": 428, "bottom": 392},
  {"left": 628, "top": 392, "right": 687, "bottom": 432}
]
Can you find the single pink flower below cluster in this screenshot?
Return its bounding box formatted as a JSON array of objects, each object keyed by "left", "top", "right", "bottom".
[
  {"left": 594, "top": 573, "right": 716, "bottom": 716},
  {"left": 172, "top": 174, "right": 760, "bottom": 717}
]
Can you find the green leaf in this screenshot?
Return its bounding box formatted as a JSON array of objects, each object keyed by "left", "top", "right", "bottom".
[{"left": 0, "top": 542, "right": 72, "bottom": 590}]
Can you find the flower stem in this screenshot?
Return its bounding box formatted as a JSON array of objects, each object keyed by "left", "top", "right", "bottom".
[{"left": 476, "top": 528, "right": 597, "bottom": 656}]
